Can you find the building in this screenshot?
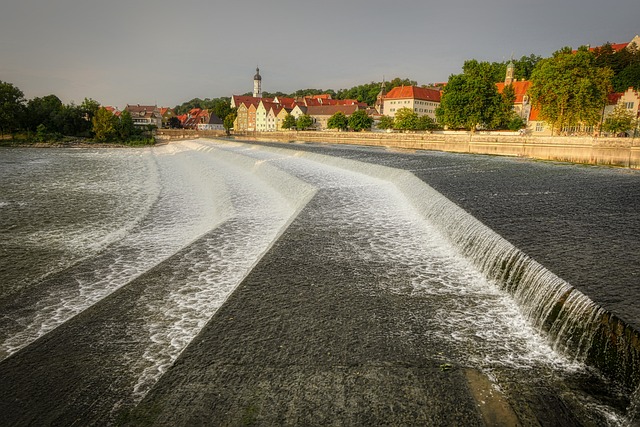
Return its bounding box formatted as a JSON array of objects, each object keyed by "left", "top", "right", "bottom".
[
  {"left": 306, "top": 105, "right": 361, "bottom": 130},
  {"left": 496, "top": 61, "right": 535, "bottom": 125},
  {"left": 374, "top": 80, "right": 386, "bottom": 114},
  {"left": 603, "top": 87, "right": 640, "bottom": 135},
  {"left": 182, "top": 108, "right": 210, "bottom": 129},
  {"left": 382, "top": 86, "right": 441, "bottom": 120},
  {"left": 247, "top": 103, "right": 257, "bottom": 131},
  {"left": 198, "top": 112, "right": 224, "bottom": 131},
  {"left": 253, "top": 67, "right": 262, "bottom": 98},
  {"left": 124, "top": 105, "right": 162, "bottom": 128},
  {"left": 587, "top": 34, "right": 640, "bottom": 53},
  {"left": 234, "top": 103, "right": 249, "bottom": 131},
  {"left": 256, "top": 100, "right": 278, "bottom": 132},
  {"left": 159, "top": 107, "right": 175, "bottom": 128},
  {"left": 274, "top": 106, "right": 291, "bottom": 131}
]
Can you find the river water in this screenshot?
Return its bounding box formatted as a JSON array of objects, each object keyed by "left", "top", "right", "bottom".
[{"left": 0, "top": 139, "right": 638, "bottom": 425}]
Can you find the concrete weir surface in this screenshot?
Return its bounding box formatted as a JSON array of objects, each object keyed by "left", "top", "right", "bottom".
[{"left": 0, "top": 139, "right": 638, "bottom": 426}]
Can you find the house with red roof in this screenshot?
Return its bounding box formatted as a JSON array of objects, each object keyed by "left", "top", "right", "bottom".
[
  {"left": 602, "top": 87, "right": 640, "bottom": 135},
  {"left": 256, "top": 100, "right": 280, "bottom": 132},
  {"left": 382, "top": 86, "right": 441, "bottom": 120},
  {"left": 198, "top": 112, "right": 224, "bottom": 131},
  {"left": 587, "top": 34, "right": 640, "bottom": 53},
  {"left": 182, "top": 108, "right": 210, "bottom": 129},
  {"left": 104, "top": 106, "right": 121, "bottom": 117},
  {"left": 124, "top": 104, "right": 162, "bottom": 128},
  {"left": 306, "top": 105, "right": 362, "bottom": 130},
  {"left": 159, "top": 107, "right": 176, "bottom": 128}
]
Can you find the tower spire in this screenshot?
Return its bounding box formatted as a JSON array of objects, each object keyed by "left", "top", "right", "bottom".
[
  {"left": 505, "top": 58, "right": 515, "bottom": 85},
  {"left": 253, "top": 66, "right": 262, "bottom": 98}
]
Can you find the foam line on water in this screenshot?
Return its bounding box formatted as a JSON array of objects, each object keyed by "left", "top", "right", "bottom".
[
  {"left": 0, "top": 143, "right": 235, "bottom": 359},
  {"left": 210, "top": 140, "right": 640, "bottom": 389},
  {"left": 131, "top": 139, "right": 317, "bottom": 399}
]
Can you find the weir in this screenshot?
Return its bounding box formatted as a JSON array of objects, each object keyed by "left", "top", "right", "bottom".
[
  {"left": 228, "top": 141, "right": 640, "bottom": 399},
  {"left": 396, "top": 171, "right": 640, "bottom": 392}
]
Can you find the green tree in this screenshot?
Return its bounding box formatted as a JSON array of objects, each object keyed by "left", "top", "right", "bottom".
[
  {"left": 416, "top": 115, "right": 439, "bottom": 131},
  {"left": 436, "top": 61, "right": 505, "bottom": 131},
  {"left": 613, "top": 63, "right": 640, "bottom": 92},
  {"left": 348, "top": 110, "right": 373, "bottom": 132},
  {"left": 602, "top": 104, "right": 637, "bottom": 135},
  {"left": 211, "top": 98, "right": 232, "bottom": 121},
  {"left": 529, "top": 46, "right": 613, "bottom": 135},
  {"left": 35, "top": 124, "right": 48, "bottom": 142},
  {"left": 116, "top": 110, "right": 136, "bottom": 141},
  {"left": 0, "top": 81, "right": 26, "bottom": 137},
  {"left": 377, "top": 115, "right": 395, "bottom": 130},
  {"left": 25, "top": 94, "right": 63, "bottom": 132},
  {"left": 224, "top": 111, "right": 237, "bottom": 133},
  {"left": 80, "top": 98, "right": 101, "bottom": 123},
  {"left": 491, "top": 83, "right": 517, "bottom": 129},
  {"left": 336, "top": 77, "right": 417, "bottom": 106},
  {"left": 92, "top": 107, "right": 117, "bottom": 142},
  {"left": 296, "top": 114, "right": 313, "bottom": 130},
  {"left": 281, "top": 114, "right": 297, "bottom": 130},
  {"left": 168, "top": 116, "right": 182, "bottom": 129},
  {"left": 394, "top": 107, "right": 419, "bottom": 130},
  {"left": 507, "top": 116, "right": 526, "bottom": 131},
  {"left": 53, "top": 103, "right": 91, "bottom": 136},
  {"left": 327, "top": 111, "right": 349, "bottom": 130}
]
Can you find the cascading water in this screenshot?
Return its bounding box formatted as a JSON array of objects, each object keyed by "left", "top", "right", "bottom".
[
  {"left": 1, "top": 139, "right": 638, "bottom": 425},
  {"left": 396, "top": 170, "right": 640, "bottom": 391},
  {"left": 215, "top": 140, "right": 640, "bottom": 422}
]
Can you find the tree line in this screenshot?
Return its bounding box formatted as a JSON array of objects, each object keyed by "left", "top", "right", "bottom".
[
  {"left": 244, "top": 77, "right": 419, "bottom": 106},
  {"left": 0, "top": 82, "right": 154, "bottom": 144},
  {"left": 436, "top": 45, "right": 639, "bottom": 135}
]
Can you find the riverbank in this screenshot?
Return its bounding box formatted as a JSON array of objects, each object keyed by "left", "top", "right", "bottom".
[
  {"left": 0, "top": 139, "right": 159, "bottom": 148},
  {"left": 157, "top": 129, "right": 640, "bottom": 169}
]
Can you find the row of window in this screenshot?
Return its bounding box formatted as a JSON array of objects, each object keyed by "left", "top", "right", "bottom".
[
  {"left": 387, "top": 100, "right": 437, "bottom": 106},
  {"left": 560, "top": 125, "right": 594, "bottom": 134}
]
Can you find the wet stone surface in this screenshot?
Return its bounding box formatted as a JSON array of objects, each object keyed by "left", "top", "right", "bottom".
[
  {"left": 0, "top": 141, "right": 637, "bottom": 426},
  {"left": 251, "top": 140, "right": 640, "bottom": 331}
]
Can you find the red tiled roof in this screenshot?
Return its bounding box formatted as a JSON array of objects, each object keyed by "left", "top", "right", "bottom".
[
  {"left": 385, "top": 86, "right": 441, "bottom": 102},
  {"left": 529, "top": 107, "right": 541, "bottom": 121},
  {"left": 589, "top": 42, "right": 629, "bottom": 53},
  {"left": 305, "top": 105, "right": 360, "bottom": 116},
  {"left": 233, "top": 95, "right": 274, "bottom": 108},
  {"left": 608, "top": 92, "right": 624, "bottom": 105},
  {"left": 496, "top": 81, "right": 532, "bottom": 104},
  {"left": 305, "top": 94, "right": 332, "bottom": 99}
]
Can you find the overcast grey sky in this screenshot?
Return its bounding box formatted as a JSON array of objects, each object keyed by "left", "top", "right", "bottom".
[{"left": 1, "top": 0, "right": 638, "bottom": 108}]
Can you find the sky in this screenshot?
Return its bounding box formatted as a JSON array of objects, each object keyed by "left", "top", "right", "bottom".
[{"left": 1, "top": 0, "right": 638, "bottom": 108}]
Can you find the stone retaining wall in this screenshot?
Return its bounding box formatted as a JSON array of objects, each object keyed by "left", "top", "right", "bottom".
[{"left": 157, "top": 129, "right": 640, "bottom": 169}]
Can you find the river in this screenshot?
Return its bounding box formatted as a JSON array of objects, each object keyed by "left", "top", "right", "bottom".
[{"left": 0, "top": 139, "right": 638, "bottom": 426}]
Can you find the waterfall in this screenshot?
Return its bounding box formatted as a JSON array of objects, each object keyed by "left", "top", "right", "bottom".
[
  {"left": 391, "top": 169, "right": 640, "bottom": 393},
  {"left": 211, "top": 140, "right": 640, "bottom": 411}
]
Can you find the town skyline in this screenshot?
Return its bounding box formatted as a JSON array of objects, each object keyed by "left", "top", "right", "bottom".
[{"left": 1, "top": 0, "right": 638, "bottom": 108}]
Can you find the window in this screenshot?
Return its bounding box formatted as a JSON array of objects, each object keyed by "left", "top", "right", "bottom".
[
  {"left": 535, "top": 122, "right": 544, "bottom": 132},
  {"left": 625, "top": 102, "right": 635, "bottom": 109}
]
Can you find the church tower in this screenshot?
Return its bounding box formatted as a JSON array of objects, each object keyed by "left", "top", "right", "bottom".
[
  {"left": 505, "top": 60, "right": 515, "bottom": 85},
  {"left": 253, "top": 67, "right": 262, "bottom": 98},
  {"left": 375, "top": 77, "right": 386, "bottom": 114}
]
